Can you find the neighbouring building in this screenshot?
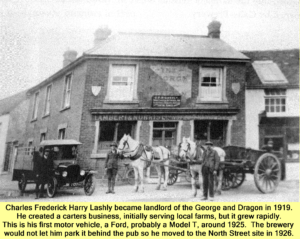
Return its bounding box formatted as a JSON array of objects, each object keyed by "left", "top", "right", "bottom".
[
  {"left": 244, "top": 49, "right": 299, "bottom": 161},
  {"left": 19, "top": 21, "right": 250, "bottom": 177},
  {"left": 0, "top": 91, "right": 29, "bottom": 174}
]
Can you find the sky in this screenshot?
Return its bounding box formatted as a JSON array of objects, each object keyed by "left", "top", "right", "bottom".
[{"left": 0, "top": 0, "right": 299, "bottom": 100}]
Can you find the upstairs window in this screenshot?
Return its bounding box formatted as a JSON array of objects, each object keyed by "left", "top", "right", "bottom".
[
  {"left": 62, "top": 74, "right": 72, "bottom": 109},
  {"left": 40, "top": 133, "right": 46, "bottom": 142},
  {"left": 265, "top": 89, "right": 286, "bottom": 113},
  {"left": 199, "top": 67, "right": 223, "bottom": 102},
  {"left": 58, "top": 128, "right": 66, "bottom": 139},
  {"left": 107, "top": 64, "right": 137, "bottom": 101},
  {"left": 32, "top": 92, "right": 39, "bottom": 120},
  {"left": 44, "top": 85, "right": 52, "bottom": 116}
]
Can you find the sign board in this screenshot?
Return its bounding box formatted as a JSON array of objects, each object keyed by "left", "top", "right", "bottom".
[{"left": 152, "top": 96, "right": 181, "bottom": 108}]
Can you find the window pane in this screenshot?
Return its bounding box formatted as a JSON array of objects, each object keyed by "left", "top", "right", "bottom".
[
  {"left": 276, "top": 106, "right": 280, "bottom": 112},
  {"left": 210, "top": 121, "right": 226, "bottom": 140},
  {"left": 276, "top": 99, "right": 280, "bottom": 105},
  {"left": 270, "top": 106, "right": 275, "bottom": 112},
  {"left": 99, "top": 122, "right": 115, "bottom": 141},
  {"left": 281, "top": 98, "right": 286, "bottom": 104},
  {"left": 165, "top": 131, "right": 173, "bottom": 138},
  {"left": 270, "top": 99, "right": 275, "bottom": 104},
  {"left": 265, "top": 98, "right": 269, "bottom": 105},
  {"left": 164, "top": 122, "right": 176, "bottom": 128},
  {"left": 153, "top": 130, "right": 162, "bottom": 138},
  {"left": 153, "top": 122, "right": 164, "bottom": 128},
  {"left": 266, "top": 106, "right": 269, "bottom": 112},
  {"left": 282, "top": 106, "right": 286, "bottom": 112}
]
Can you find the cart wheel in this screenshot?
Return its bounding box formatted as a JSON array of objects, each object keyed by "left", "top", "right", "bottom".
[
  {"left": 47, "top": 177, "right": 57, "bottom": 198},
  {"left": 185, "top": 171, "right": 192, "bottom": 182},
  {"left": 254, "top": 153, "right": 281, "bottom": 193},
  {"left": 167, "top": 169, "right": 178, "bottom": 185},
  {"left": 84, "top": 174, "right": 96, "bottom": 196},
  {"left": 231, "top": 170, "right": 246, "bottom": 188},
  {"left": 18, "top": 174, "right": 27, "bottom": 192},
  {"left": 221, "top": 169, "right": 233, "bottom": 190},
  {"left": 126, "top": 168, "right": 135, "bottom": 185}
]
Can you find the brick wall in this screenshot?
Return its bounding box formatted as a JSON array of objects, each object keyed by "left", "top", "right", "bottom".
[{"left": 25, "top": 63, "right": 87, "bottom": 148}]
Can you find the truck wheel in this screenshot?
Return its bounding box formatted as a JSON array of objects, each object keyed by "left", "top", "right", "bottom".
[
  {"left": 84, "top": 174, "right": 96, "bottom": 196},
  {"left": 47, "top": 177, "right": 57, "bottom": 198}
]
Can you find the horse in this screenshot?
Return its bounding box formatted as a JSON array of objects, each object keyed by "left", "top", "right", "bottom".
[
  {"left": 178, "top": 137, "right": 226, "bottom": 197},
  {"left": 117, "top": 134, "right": 170, "bottom": 192}
]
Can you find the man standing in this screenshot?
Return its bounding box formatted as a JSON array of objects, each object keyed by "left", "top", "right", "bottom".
[
  {"left": 201, "top": 141, "right": 220, "bottom": 201},
  {"left": 33, "top": 147, "right": 47, "bottom": 199},
  {"left": 105, "top": 142, "right": 121, "bottom": 194}
]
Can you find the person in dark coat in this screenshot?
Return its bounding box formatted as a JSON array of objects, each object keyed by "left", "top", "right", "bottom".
[
  {"left": 105, "top": 142, "right": 122, "bottom": 194},
  {"left": 201, "top": 141, "right": 220, "bottom": 201},
  {"left": 34, "top": 147, "right": 47, "bottom": 199}
]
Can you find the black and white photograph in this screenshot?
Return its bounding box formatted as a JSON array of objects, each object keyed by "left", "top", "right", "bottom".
[{"left": 0, "top": 0, "right": 299, "bottom": 202}]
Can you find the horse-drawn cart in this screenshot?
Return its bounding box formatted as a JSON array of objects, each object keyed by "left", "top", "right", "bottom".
[
  {"left": 167, "top": 160, "right": 192, "bottom": 185},
  {"left": 221, "top": 145, "right": 286, "bottom": 193}
]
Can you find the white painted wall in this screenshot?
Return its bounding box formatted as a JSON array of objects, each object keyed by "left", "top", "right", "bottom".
[
  {"left": 245, "top": 90, "right": 265, "bottom": 149},
  {"left": 246, "top": 88, "right": 299, "bottom": 149},
  {"left": 0, "top": 114, "right": 10, "bottom": 174}
]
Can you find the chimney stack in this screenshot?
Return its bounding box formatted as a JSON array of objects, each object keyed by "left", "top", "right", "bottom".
[
  {"left": 207, "top": 20, "right": 221, "bottom": 39},
  {"left": 63, "top": 49, "right": 77, "bottom": 67},
  {"left": 94, "top": 26, "right": 112, "bottom": 46}
]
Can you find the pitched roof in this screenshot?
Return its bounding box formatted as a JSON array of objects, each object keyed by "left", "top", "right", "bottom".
[
  {"left": 85, "top": 32, "right": 249, "bottom": 60},
  {"left": 252, "top": 61, "right": 288, "bottom": 85},
  {"left": 243, "top": 49, "right": 299, "bottom": 88},
  {"left": 0, "top": 91, "right": 27, "bottom": 116}
]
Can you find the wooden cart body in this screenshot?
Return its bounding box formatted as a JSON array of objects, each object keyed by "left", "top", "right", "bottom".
[{"left": 221, "top": 145, "right": 286, "bottom": 193}]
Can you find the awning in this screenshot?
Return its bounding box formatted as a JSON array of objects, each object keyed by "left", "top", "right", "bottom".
[{"left": 40, "top": 139, "right": 82, "bottom": 146}]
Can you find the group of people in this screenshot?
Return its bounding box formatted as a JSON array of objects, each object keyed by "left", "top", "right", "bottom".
[
  {"left": 33, "top": 147, "right": 54, "bottom": 199},
  {"left": 104, "top": 141, "right": 221, "bottom": 202}
]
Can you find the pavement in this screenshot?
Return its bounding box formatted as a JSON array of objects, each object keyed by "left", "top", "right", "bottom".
[{"left": 0, "top": 162, "right": 298, "bottom": 202}]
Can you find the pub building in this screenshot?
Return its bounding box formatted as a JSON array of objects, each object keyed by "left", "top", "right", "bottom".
[{"left": 24, "top": 21, "right": 249, "bottom": 176}]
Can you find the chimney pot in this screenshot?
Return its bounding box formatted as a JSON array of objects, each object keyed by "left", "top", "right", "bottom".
[
  {"left": 63, "top": 49, "right": 77, "bottom": 67},
  {"left": 94, "top": 26, "right": 112, "bottom": 46},
  {"left": 207, "top": 20, "right": 221, "bottom": 39}
]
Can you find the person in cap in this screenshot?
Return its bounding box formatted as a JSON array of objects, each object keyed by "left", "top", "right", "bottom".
[
  {"left": 105, "top": 142, "right": 122, "bottom": 194},
  {"left": 201, "top": 141, "right": 220, "bottom": 201},
  {"left": 33, "top": 147, "right": 47, "bottom": 199}
]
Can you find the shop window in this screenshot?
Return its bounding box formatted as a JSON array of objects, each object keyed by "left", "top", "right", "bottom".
[
  {"left": 194, "top": 120, "right": 227, "bottom": 146},
  {"left": 58, "top": 128, "right": 66, "bottom": 139},
  {"left": 198, "top": 67, "right": 223, "bottom": 102},
  {"left": 265, "top": 89, "right": 286, "bottom": 113},
  {"left": 44, "top": 84, "right": 52, "bottom": 116},
  {"left": 32, "top": 92, "right": 39, "bottom": 120},
  {"left": 107, "top": 64, "right": 137, "bottom": 101},
  {"left": 153, "top": 122, "right": 177, "bottom": 147},
  {"left": 99, "top": 121, "right": 136, "bottom": 149},
  {"left": 62, "top": 74, "right": 72, "bottom": 109}
]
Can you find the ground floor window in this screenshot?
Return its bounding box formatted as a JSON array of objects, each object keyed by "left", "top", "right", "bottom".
[
  {"left": 194, "top": 120, "right": 227, "bottom": 147},
  {"left": 99, "top": 121, "right": 136, "bottom": 149},
  {"left": 152, "top": 122, "right": 177, "bottom": 147}
]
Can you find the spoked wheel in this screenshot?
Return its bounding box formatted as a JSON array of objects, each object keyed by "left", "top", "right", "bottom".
[
  {"left": 84, "top": 174, "right": 96, "bottom": 196},
  {"left": 126, "top": 168, "right": 135, "bottom": 185},
  {"left": 18, "top": 174, "right": 27, "bottom": 192},
  {"left": 47, "top": 177, "right": 57, "bottom": 198},
  {"left": 167, "top": 169, "right": 178, "bottom": 185},
  {"left": 254, "top": 153, "right": 281, "bottom": 193},
  {"left": 231, "top": 170, "right": 246, "bottom": 188},
  {"left": 222, "top": 169, "right": 234, "bottom": 190}
]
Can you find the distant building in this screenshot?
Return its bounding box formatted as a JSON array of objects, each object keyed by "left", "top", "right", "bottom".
[
  {"left": 244, "top": 49, "right": 299, "bottom": 161},
  {"left": 18, "top": 21, "right": 249, "bottom": 176},
  {"left": 0, "top": 91, "right": 29, "bottom": 174}
]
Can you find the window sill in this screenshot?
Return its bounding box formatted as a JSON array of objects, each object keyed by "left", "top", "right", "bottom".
[
  {"left": 103, "top": 99, "right": 139, "bottom": 104},
  {"left": 30, "top": 118, "right": 37, "bottom": 123},
  {"left": 196, "top": 99, "right": 228, "bottom": 104},
  {"left": 42, "top": 114, "right": 50, "bottom": 119},
  {"left": 60, "top": 106, "right": 71, "bottom": 112}
]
